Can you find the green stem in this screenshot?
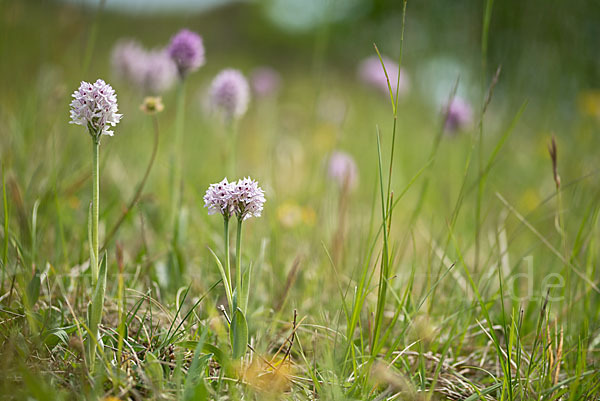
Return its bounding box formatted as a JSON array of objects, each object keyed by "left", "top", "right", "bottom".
[
  {"left": 88, "top": 136, "right": 102, "bottom": 371},
  {"left": 556, "top": 187, "right": 570, "bottom": 313},
  {"left": 91, "top": 139, "right": 99, "bottom": 285},
  {"left": 372, "top": 129, "right": 389, "bottom": 356},
  {"left": 228, "top": 121, "right": 237, "bottom": 177},
  {"left": 235, "top": 217, "right": 243, "bottom": 301},
  {"left": 171, "top": 80, "right": 186, "bottom": 242},
  {"left": 224, "top": 217, "right": 232, "bottom": 311},
  {"left": 115, "top": 265, "right": 125, "bottom": 390},
  {"left": 2, "top": 164, "right": 8, "bottom": 294},
  {"left": 384, "top": 0, "right": 406, "bottom": 218},
  {"left": 476, "top": 0, "right": 495, "bottom": 272}
]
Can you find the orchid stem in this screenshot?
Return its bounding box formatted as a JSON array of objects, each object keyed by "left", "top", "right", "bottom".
[
  {"left": 224, "top": 217, "right": 232, "bottom": 312},
  {"left": 235, "top": 217, "right": 243, "bottom": 307},
  {"left": 171, "top": 80, "right": 186, "bottom": 243},
  {"left": 91, "top": 139, "right": 99, "bottom": 285}
]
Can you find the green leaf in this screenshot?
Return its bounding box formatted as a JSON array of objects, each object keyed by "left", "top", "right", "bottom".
[
  {"left": 144, "top": 351, "right": 164, "bottom": 391},
  {"left": 43, "top": 328, "right": 69, "bottom": 348},
  {"left": 176, "top": 341, "right": 230, "bottom": 372},
  {"left": 208, "top": 247, "right": 232, "bottom": 311},
  {"left": 203, "top": 343, "right": 229, "bottom": 369},
  {"left": 184, "top": 354, "right": 211, "bottom": 400},
  {"left": 229, "top": 307, "right": 248, "bottom": 359},
  {"left": 26, "top": 270, "right": 40, "bottom": 308},
  {"left": 184, "top": 331, "right": 210, "bottom": 401}
]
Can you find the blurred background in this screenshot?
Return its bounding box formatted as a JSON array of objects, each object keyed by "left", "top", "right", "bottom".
[
  {"left": 3, "top": 0, "right": 600, "bottom": 113},
  {"left": 0, "top": 0, "right": 598, "bottom": 303}
]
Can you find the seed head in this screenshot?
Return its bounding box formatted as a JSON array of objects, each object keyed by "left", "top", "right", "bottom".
[
  {"left": 548, "top": 135, "right": 560, "bottom": 189},
  {"left": 140, "top": 96, "right": 164, "bottom": 115}
]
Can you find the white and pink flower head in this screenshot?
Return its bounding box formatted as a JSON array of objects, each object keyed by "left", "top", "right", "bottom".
[
  {"left": 69, "top": 79, "right": 122, "bottom": 139},
  {"left": 204, "top": 177, "right": 265, "bottom": 221}
]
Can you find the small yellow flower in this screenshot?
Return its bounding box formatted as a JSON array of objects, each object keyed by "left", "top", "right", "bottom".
[
  {"left": 277, "top": 201, "right": 303, "bottom": 228},
  {"left": 520, "top": 188, "right": 540, "bottom": 212},
  {"left": 578, "top": 90, "right": 600, "bottom": 118},
  {"left": 67, "top": 195, "right": 80, "bottom": 209},
  {"left": 139, "top": 96, "right": 164, "bottom": 115},
  {"left": 277, "top": 202, "right": 316, "bottom": 228},
  {"left": 312, "top": 123, "right": 337, "bottom": 152},
  {"left": 301, "top": 206, "right": 316, "bottom": 227}
]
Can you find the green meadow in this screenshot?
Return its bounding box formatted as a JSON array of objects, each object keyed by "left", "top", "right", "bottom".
[{"left": 0, "top": 1, "right": 599, "bottom": 399}]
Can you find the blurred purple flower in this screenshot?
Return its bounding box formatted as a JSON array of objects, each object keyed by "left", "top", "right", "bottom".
[
  {"left": 210, "top": 69, "right": 250, "bottom": 121},
  {"left": 167, "top": 29, "right": 205, "bottom": 77},
  {"left": 138, "top": 50, "right": 177, "bottom": 94},
  {"left": 251, "top": 66, "right": 281, "bottom": 97},
  {"left": 444, "top": 96, "right": 473, "bottom": 133},
  {"left": 204, "top": 177, "right": 266, "bottom": 220},
  {"left": 357, "top": 55, "right": 409, "bottom": 97},
  {"left": 111, "top": 39, "right": 145, "bottom": 81},
  {"left": 111, "top": 40, "right": 177, "bottom": 95},
  {"left": 70, "top": 79, "right": 122, "bottom": 138},
  {"left": 328, "top": 151, "right": 358, "bottom": 190}
]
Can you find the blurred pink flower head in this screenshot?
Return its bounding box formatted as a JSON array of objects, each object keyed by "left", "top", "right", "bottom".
[
  {"left": 210, "top": 69, "right": 250, "bottom": 121},
  {"left": 69, "top": 79, "right": 122, "bottom": 138},
  {"left": 444, "top": 96, "right": 473, "bottom": 133},
  {"left": 167, "top": 29, "right": 205, "bottom": 77},
  {"left": 111, "top": 39, "right": 145, "bottom": 81},
  {"left": 328, "top": 151, "right": 358, "bottom": 190},
  {"left": 251, "top": 66, "right": 281, "bottom": 97},
  {"left": 111, "top": 40, "right": 177, "bottom": 95},
  {"left": 138, "top": 50, "right": 177, "bottom": 94},
  {"left": 204, "top": 177, "right": 266, "bottom": 220},
  {"left": 357, "top": 55, "right": 409, "bottom": 97}
]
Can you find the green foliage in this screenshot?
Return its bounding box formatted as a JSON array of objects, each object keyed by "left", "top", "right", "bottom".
[
  {"left": 0, "top": 0, "right": 599, "bottom": 400},
  {"left": 229, "top": 308, "right": 248, "bottom": 360}
]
